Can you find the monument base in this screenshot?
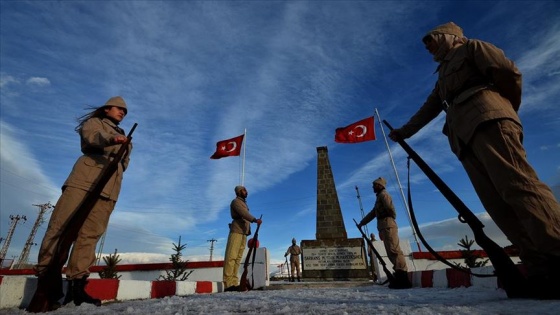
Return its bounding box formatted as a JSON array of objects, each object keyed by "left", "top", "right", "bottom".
[{"left": 301, "top": 238, "right": 370, "bottom": 281}]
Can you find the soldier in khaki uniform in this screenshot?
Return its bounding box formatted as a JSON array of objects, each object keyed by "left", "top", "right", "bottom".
[
  {"left": 223, "top": 186, "right": 261, "bottom": 291},
  {"left": 35, "top": 96, "right": 132, "bottom": 307},
  {"left": 358, "top": 177, "right": 411, "bottom": 289},
  {"left": 284, "top": 238, "right": 302, "bottom": 282},
  {"left": 389, "top": 22, "right": 560, "bottom": 299}
]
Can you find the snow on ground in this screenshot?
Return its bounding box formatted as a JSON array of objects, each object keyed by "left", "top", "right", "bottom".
[{"left": 2, "top": 283, "right": 559, "bottom": 315}]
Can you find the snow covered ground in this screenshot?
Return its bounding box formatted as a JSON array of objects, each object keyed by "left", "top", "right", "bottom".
[{"left": 1, "top": 282, "right": 558, "bottom": 315}]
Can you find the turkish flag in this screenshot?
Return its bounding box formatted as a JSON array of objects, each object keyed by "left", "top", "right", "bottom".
[
  {"left": 210, "top": 134, "right": 244, "bottom": 159},
  {"left": 334, "top": 116, "right": 376, "bottom": 143}
]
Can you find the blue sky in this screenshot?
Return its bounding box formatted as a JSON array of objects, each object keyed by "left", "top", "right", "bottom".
[{"left": 1, "top": 1, "right": 559, "bottom": 271}]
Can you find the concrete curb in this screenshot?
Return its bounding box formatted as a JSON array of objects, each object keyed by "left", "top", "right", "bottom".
[
  {"left": 0, "top": 276, "right": 224, "bottom": 310},
  {"left": 0, "top": 266, "right": 506, "bottom": 310}
]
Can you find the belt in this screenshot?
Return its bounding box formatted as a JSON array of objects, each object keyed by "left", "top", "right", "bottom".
[
  {"left": 442, "top": 83, "right": 488, "bottom": 112},
  {"left": 84, "top": 150, "right": 118, "bottom": 159}
]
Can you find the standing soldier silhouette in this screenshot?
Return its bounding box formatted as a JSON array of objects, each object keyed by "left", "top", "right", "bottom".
[
  {"left": 284, "top": 238, "right": 302, "bottom": 282},
  {"left": 358, "top": 177, "right": 411, "bottom": 289}
]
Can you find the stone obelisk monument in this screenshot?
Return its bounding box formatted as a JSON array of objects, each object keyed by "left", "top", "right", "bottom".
[{"left": 300, "top": 146, "right": 369, "bottom": 280}]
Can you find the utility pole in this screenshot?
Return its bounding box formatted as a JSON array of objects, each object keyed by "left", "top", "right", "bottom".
[
  {"left": 15, "top": 203, "right": 53, "bottom": 269},
  {"left": 207, "top": 238, "right": 217, "bottom": 261},
  {"left": 0, "top": 215, "right": 27, "bottom": 266}
]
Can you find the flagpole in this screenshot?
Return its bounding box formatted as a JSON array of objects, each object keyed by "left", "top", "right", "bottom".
[
  {"left": 374, "top": 108, "right": 422, "bottom": 252},
  {"left": 241, "top": 128, "right": 246, "bottom": 186}
]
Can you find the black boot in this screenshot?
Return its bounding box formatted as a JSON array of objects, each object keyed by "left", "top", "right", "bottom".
[
  {"left": 72, "top": 276, "right": 101, "bottom": 306},
  {"left": 62, "top": 279, "right": 74, "bottom": 305},
  {"left": 388, "top": 270, "right": 412, "bottom": 289}
]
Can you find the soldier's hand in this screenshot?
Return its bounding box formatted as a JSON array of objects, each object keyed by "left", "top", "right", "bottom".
[
  {"left": 254, "top": 218, "right": 262, "bottom": 225},
  {"left": 112, "top": 135, "right": 127, "bottom": 144},
  {"left": 388, "top": 129, "right": 404, "bottom": 142}
]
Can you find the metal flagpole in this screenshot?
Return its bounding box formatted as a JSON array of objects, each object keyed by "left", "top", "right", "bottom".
[
  {"left": 374, "top": 108, "right": 422, "bottom": 252},
  {"left": 241, "top": 128, "right": 247, "bottom": 186}
]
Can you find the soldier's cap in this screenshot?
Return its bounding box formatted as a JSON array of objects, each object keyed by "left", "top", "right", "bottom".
[
  {"left": 103, "top": 96, "right": 127, "bottom": 114},
  {"left": 234, "top": 185, "right": 245, "bottom": 194},
  {"left": 373, "top": 177, "right": 387, "bottom": 188},
  {"left": 292, "top": 238, "right": 296, "bottom": 244},
  {"left": 422, "top": 21, "right": 463, "bottom": 44}
]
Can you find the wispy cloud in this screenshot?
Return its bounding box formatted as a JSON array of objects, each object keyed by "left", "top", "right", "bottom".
[{"left": 2, "top": 1, "right": 559, "bottom": 266}]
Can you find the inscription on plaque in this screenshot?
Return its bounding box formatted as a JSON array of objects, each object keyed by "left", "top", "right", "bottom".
[{"left": 303, "top": 246, "right": 366, "bottom": 270}]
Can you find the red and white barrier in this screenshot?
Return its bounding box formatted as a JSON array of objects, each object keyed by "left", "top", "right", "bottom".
[{"left": 0, "top": 276, "right": 223, "bottom": 309}]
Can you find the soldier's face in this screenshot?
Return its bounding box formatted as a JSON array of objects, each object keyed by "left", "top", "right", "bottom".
[
  {"left": 105, "top": 106, "right": 126, "bottom": 122},
  {"left": 240, "top": 188, "right": 248, "bottom": 198},
  {"left": 424, "top": 35, "right": 439, "bottom": 55}
]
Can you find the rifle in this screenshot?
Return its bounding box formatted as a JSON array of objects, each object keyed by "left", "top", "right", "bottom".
[
  {"left": 382, "top": 120, "right": 527, "bottom": 298},
  {"left": 285, "top": 256, "right": 291, "bottom": 281},
  {"left": 353, "top": 219, "right": 393, "bottom": 285},
  {"left": 239, "top": 215, "right": 262, "bottom": 292},
  {"left": 27, "top": 123, "right": 137, "bottom": 312}
]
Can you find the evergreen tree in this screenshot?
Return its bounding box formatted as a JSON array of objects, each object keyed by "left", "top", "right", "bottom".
[
  {"left": 158, "top": 236, "right": 193, "bottom": 281},
  {"left": 457, "top": 235, "right": 488, "bottom": 268},
  {"left": 98, "top": 249, "right": 122, "bottom": 279}
]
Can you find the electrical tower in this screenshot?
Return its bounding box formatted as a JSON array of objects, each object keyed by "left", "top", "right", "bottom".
[
  {"left": 207, "top": 238, "right": 217, "bottom": 261},
  {"left": 355, "top": 186, "right": 369, "bottom": 235},
  {"left": 14, "top": 203, "right": 53, "bottom": 269},
  {"left": 96, "top": 232, "right": 107, "bottom": 265},
  {"left": 0, "top": 215, "right": 27, "bottom": 266}
]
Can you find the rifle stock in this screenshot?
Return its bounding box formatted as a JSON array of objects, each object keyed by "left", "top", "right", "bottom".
[
  {"left": 27, "top": 123, "right": 138, "bottom": 312},
  {"left": 239, "top": 215, "right": 262, "bottom": 292},
  {"left": 382, "top": 120, "right": 527, "bottom": 298}
]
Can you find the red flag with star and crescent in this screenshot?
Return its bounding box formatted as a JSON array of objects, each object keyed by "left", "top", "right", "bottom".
[
  {"left": 334, "top": 116, "right": 376, "bottom": 143},
  {"left": 210, "top": 134, "right": 245, "bottom": 159}
]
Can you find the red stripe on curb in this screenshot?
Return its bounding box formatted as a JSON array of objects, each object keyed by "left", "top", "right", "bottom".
[
  {"left": 196, "top": 281, "right": 213, "bottom": 293},
  {"left": 151, "top": 280, "right": 176, "bottom": 298},
  {"left": 87, "top": 279, "right": 119, "bottom": 301},
  {"left": 421, "top": 270, "right": 433, "bottom": 287},
  {"left": 446, "top": 269, "right": 471, "bottom": 288}
]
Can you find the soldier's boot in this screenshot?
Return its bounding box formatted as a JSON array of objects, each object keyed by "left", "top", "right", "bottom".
[
  {"left": 527, "top": 255, "right": 560, "bottom": 300},
  {"left": 388, "top": 270, "right": 412, "bottom": 289},
  {"left": 62, "top": 279, "right": 74, "bottom": 305},
  {"left": 297, "top": 276, "right": 301, "bottom": 282},
  {"left": 72, "top": 276, "right": 101, "bottom": 306}
]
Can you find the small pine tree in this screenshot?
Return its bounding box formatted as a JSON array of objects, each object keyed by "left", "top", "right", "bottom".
[
  {"left": 457, "top": 235, "right": 488, "bottom": 268},
  {"left": 98, "top": 249, "right": 122, "bottom": 279},
  {"left": 158, "top": 236, "right": 193, "bottom": 281}
]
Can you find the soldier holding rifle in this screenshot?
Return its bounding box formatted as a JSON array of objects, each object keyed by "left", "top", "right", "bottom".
[
  {"left": 358, "top": 177, "right": 411, "bottom": 289},
  {"left": 388, "top": 22, "right": 560, "bottom": 299},
  {"left": 284, "top": 238, "right": 302, "bottom": 282},
  {"left": 223, "top": 185, "right": 262, "bottom": 292},
  {"left": 34, "top": 96, "right": 133, "bottom": 308}
]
